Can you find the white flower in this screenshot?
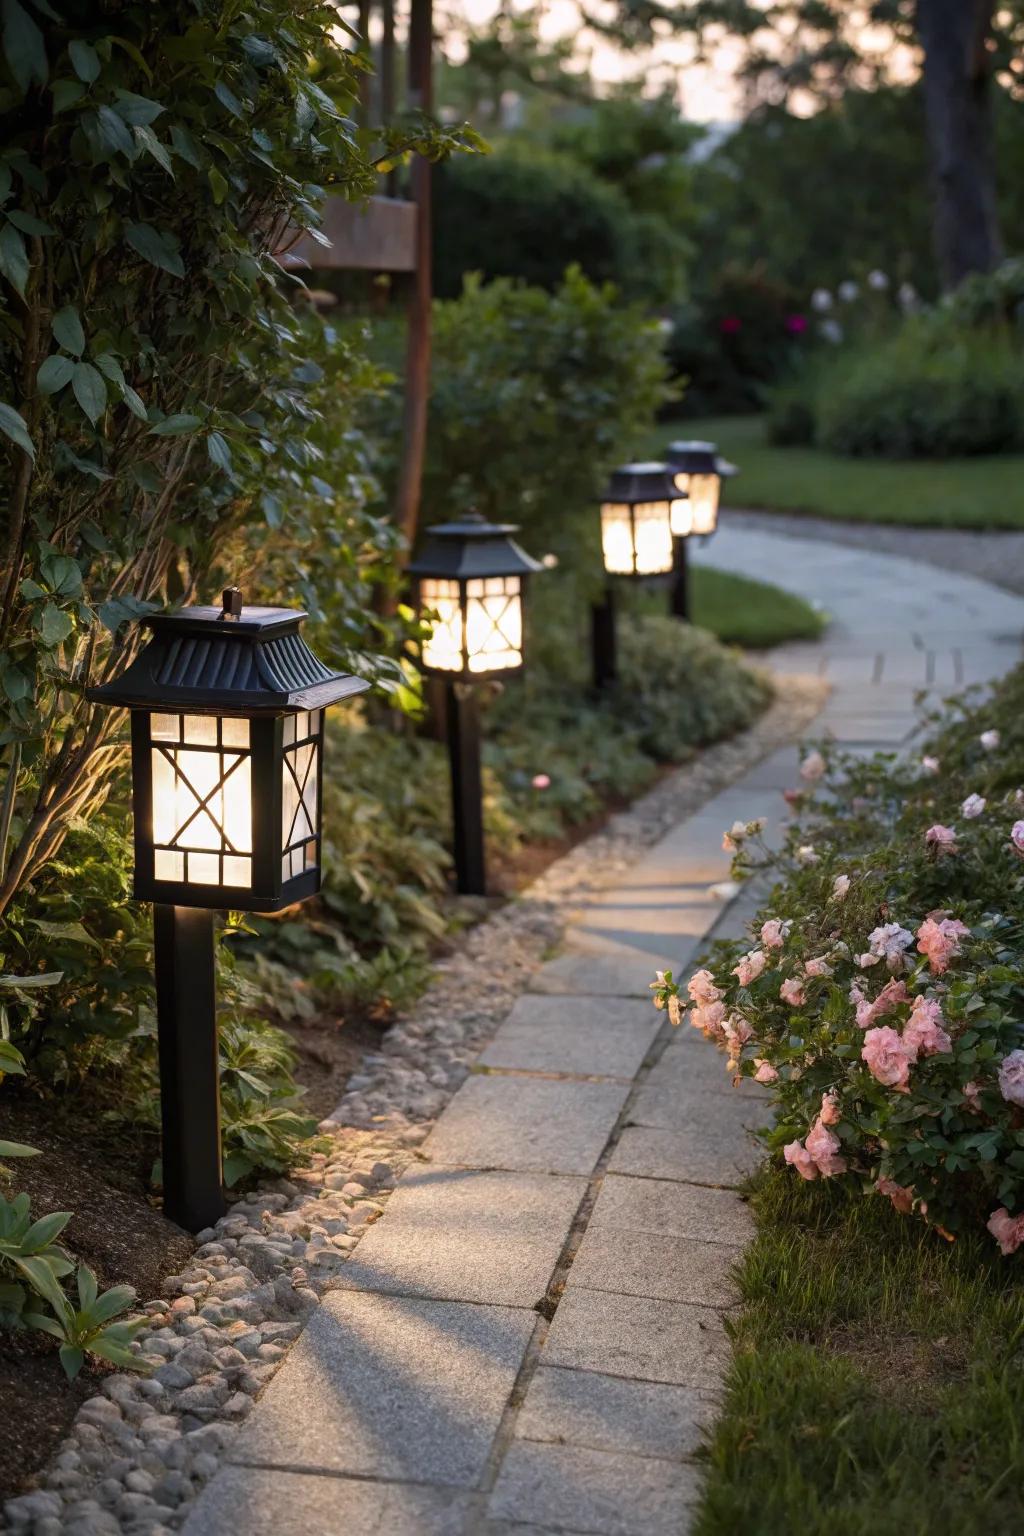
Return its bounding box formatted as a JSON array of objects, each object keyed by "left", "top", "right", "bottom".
[
  {"left": 810, "top": 287, "right": 833, "bottom": 312},
  {"left": 832, "top": 874, "right": 850, "bottom": 900},
  {"left": 980, "top": 730, "right": 1000, "bottom": 751},
  {"left": 867, "top": 269, "right": 889, "bottom": 291},
  {"left": 800, "top": 750, "right": 826, "bottom": 782},
  {"left": 819, "top": 318, "right": 844, "bottom": 345},
  {"left": 961, "top": 793, "right": 986, "bottom": 819},
  {"left": 898, "top": 281, "right": 918, "bottom": 312},
  {"left": 838, "top": 280, "right": 859, "bottom": 302},
  {"left": 867, "top": 922, "right": 915, "bottom": 969},
  {"left": 920, "top": 755, "right": 940, "bottom": 776},
  {"left": 796, "top": 845, "right": 818, "bottom": 866}
]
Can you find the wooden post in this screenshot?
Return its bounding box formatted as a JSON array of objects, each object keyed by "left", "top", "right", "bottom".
[
  {"left": 394, "top": 0, "right": 433, "bottom": 555},
  {"left": 381, "top": 0, "right": 396, "bottom": 198}
]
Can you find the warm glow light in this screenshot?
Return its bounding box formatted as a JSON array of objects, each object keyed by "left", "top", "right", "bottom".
[
  {"left": 602, "top": 500, "right": 673, "bottom": 576},
  {"left": 150, "top": 714, "right": 253, "bottom": 887},
  {"left": 281, "top": 710, "right": 321, "bottom": 882},
  {"left": 686, "top": 473, "right": 721, "bottom": 536},
  {"left": 420, "top": 578, "right": 464, "bottom": 671},
  {"left": 466, "top": 576, "right": 523, "bottom": 673},
  {"left": 600, "top": 502, "right": 635, "bottom": 575},
  {"left": 670, "top": 494, "right": 692, "bottom": 536}
]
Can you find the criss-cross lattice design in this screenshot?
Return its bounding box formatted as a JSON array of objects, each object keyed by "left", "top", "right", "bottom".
[
  {"left": 149, "top": 713, "right": 252, "bottom": 888},
  {"left": 281, "top": 709, "right": 321, "bottom": 882},
  {"left": 465, "top": 576, "right": 523, "bottom": 674}
]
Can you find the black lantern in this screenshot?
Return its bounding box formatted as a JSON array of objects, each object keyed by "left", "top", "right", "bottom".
[
  {"left": 592, "top": 462, "right": 684, "bottom": 689},
  {"left": 664, "top": 440, "right": 738, "bottom": 539},
  {"left": 410, "top": 514, "right": 543, "bottom": 895},
  {"left": 88, "top": 590, "right": 368, "bottom": 1229}
]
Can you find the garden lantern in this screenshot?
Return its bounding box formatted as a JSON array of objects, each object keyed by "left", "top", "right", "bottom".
[
  {"left": 88, "top": 589, "right": 368, "bottom": 1230},
  {"left": 662, "top": 441, "right": 739, "bottom": 620},
  {"left": 409, "top": 513, "right": 543, "bottom": 895},
  {"left": 593, "top": 462, "right": 683, "bottom": 688}
]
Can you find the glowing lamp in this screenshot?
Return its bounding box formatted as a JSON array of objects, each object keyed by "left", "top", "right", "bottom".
[
  {"left": 409, "top": 513, "right": 543, "bottom": 679},
  {"left": 664, "top": 440, "right": 738, "bottom": 538},
  {"left": 598, "top": 463, "right": 680, "bottom": 578}
]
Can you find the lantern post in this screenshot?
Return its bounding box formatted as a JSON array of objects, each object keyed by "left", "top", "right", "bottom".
[
  {"left": 409, "top": 514, "right": 543, "bottom": 896},
  {"left": 89, "top": 589, "right": 368, "bottom": 1231},
  {"left": 593, "top": 463, "right": 683, "bottom": 688},
  {"left": 663, "top": 441, "right": 738, "bottom": 622}
]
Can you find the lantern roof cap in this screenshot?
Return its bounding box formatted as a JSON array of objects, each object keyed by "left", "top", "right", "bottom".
[
  {"left": 87, "top": 596, "right": 369, "bottom": 716},
  {"left": 600, "top": 462, "right": 681, "bottom": 504},
  {"left": 409, "top": 512, "right": 544, "bottom": 581},
  {"left": 665, "top": 440, "right": 739, "bottom": 478}
]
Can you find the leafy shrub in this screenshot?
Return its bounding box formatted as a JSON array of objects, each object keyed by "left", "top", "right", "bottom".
[
  {"left": 665, "top": 264, "right": 807, "bottom": 417},
  {"left": 653, "top": 661, "right": 1024, "bottom": 1250}
]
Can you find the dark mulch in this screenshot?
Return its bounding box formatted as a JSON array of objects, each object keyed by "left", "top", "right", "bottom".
[
  {"left": 0, "top": 1094, "right": 195, "bottom": 1503},
  {"left": 276, "top": 1010, "right": 385, "bottom": 1122}
]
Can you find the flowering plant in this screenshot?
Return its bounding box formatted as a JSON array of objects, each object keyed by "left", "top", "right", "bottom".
[{"left": 652, "top": 683, "right": 1024, "bottom": 1254}]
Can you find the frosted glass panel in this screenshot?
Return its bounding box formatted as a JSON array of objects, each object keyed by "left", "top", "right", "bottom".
[
  {"left": 420, "top": 579, "right": 463, "bottom": 671},
  {"left": 149, "top": 713, "right": 253, "bottom": 890},
  {"left": 465, "top": 576, "right": 522, "bottom": 674}
]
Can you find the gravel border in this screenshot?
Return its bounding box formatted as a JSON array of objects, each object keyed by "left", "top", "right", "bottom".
[{"left": 1, "top": 675, "right": 826, "bottom": 1536}]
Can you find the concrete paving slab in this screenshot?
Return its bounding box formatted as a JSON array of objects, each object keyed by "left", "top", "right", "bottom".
[
  {"left": 628, "top": 1078, "right": 771, "bottom": 1131},
  {"left": 229, "top": 1290, "right": 535, "bottom": 1487},
  {"left": 424, "top": 1074, "right": 629, "bottom": 1175},
  {"left": 531, "top": 952, "right": 662, "bottom": 998},
  {"left": 183, "top": 1468, "right": 472, "bottom": 1536},
  {"left": 542, "top": 1287, "right": 729, "bottom": 1386},
  {"left": 590, "top": 1174, "right": 754, "bottom": 1247},
  {"left": 516, "top": 1365, "right": 714, "bottom": 1459},
  {"left": 568, "top": 1227, "right": 741, "bottom": 1307},
  {"left": 477, "top": 994, "right": 661, "bottom": 1079},
  {"left": 645, "top": 1033, "right": 769, "bottom": 1101},
  {"left": 608, "top": 1123, "right": 760, "bottom": 1187},
  {"left": 488, "top": 1441, "right": 701, "bottom": 1536},
  {"left": 335, "top": 1165, "right": 585, "bottom": 1308}
]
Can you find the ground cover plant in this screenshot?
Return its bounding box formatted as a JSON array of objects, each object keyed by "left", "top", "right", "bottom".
[{"left": 648, "top": 415, "right": 1024, "bottom": 530}]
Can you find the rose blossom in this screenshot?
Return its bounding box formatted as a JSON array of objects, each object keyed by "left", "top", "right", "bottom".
[
  {"left": 916, "top": 915, "right": 970, "bottom": 974},
  {"left": 760, "top": 918, "right": 790, "bottom": 949},
  {"left": 803, "top": 955, "right": 833, "bottom": 979},
  {"left": 832, "top": 874, "right": 850, "bottom": 900},
  {"left": 854, "top": 977, "right": 909, "bottom": 1029},
  {"left": 962, "top": 1080, "right": 982, "bottom": 1111},
  {"left": 997, "top": 1049, "right": 1024, "bottom": 1107},
  {"left": 925, "top": 824, "right": 957, "bottom": 856},
  {"left": 1011, "top": 820, "right": 1024, "bottom": 856},
  {"left": 920, "top": 756, "right": 940, "bottom": 776},
  {"left": 780, "top": 977, "right": 806, "bottom": 1006},
  {"left": 980, "top": 729, "right": 1000, "bottom": 750},
  {"left": 687, "top": 969, "right": 721, "bottom": 1006},
  {"left": 902, "top": 995, "right": 952, "bottom": 1058},
  {"left": 866, "top": 922, "right": 915, "bottom": 971},
  {"left": 877, "top": 1177, "right": 914, "bottom": 1215},
  {"left": 805, "top": 1116, "right": 847, "bottom": 1177},
  {"left": 800, "top": 750, "right": 826, "bottom": 782},
  {"left": 783, "top": 1139, "right": 818, "bottom": 1180},
  {"left": 861, "top": 1026, "right": 913, "bottom": 1091},
  {"left": 961, "top": 793, "right": 986, "bottom": 819},
  {"left": 819, "top": 1092, "right": 841, "bottom": 1126},
  {"left": 987, "top": 1207, "right": 1024, "bottom": 1255},
  {"left": 691, "top": 1001, "right": 726, "bottom": 1039},
  {"left": 723, "top": 1014, "right": 754, "bottom": 1055},
  {"left": 733, "top": 949, "right": 766, "bottom": 986},
  {"left": 753, "top": 1060, "right": 778, "bottom": 1084},
  {"left": 782, "top": 787, "right": 805, "bottom": 806},
  {"left": 796, "top": 845, "right": 818, "bottom": 866}
]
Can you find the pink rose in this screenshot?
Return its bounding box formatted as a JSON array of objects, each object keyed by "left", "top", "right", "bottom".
[
  {"left": 800, "top": 749, "right": 826, "bottom": 782},
  {"left": 980, "top": 729, "right": 1000, "bottom": 751},
  {"left": 866, "top": 922, "right": 915, "bottom": 971},
  {"left": 532, "top": 773, "right": 551, "bottom": 790},
  {"left": 687, "top": 969, "right": 721, "bottom": 1006},
  {"left": 782, "top": 787, "right": 805, "bottom": 806},
  {"left": 803, "top": 955, "right": 833, "bottom": 979},
  {"left": 987, "top": 1207, "right": 1024, "bottom": 1255},
  {"left": 997, "top": 1049, "right": 1024, "bottom": 1107},
  {"left": 925, "top": 823, "right": 957, "bottom": 856},
  {"left": 1011, "top": 820, "right": 1024, "bottom": 856},
  {"left": 760, "top": 918, "right": 790, "bottom": 949},
  {"left": 962, "top": 1080, "right": 982, "bottom": 1111},
  {"left": 832, "top": 874, "right": 850, "bottom": 900},
  {"left": 733, "top": 949, "right": 766, "bottom": 986},
  {"left": 783, "top": 1139, "right": 818, "bottom": 1181},
  {"left": 780, "top": 977, "right": 806, "bottom": 1007},
  {"left": 961, "top": 793, "right": 986, "bottom": 819},
  {"left": 915, "top": 915, "right": 970, "bottom": 974},
  {"left": 854, "top": 976, "right": 909, "bottom": 1030},
  {"left": 920, "top": 756, "right": 940, "bottom": 776},
  {"left": 805, "top": 1116, "right": 847, "bottom": 1177},
  {"left": 861, "top": 1026, "right": 913, "bottom": 1091},
  {"left": 819, "top": 1092, "right": 841, "bottom": 1126},
  {"left": 691, "top": 1000, "right": 726, "bottom": 1039},
  {"left": 723, "top": 1014, "right": 754, "bottom": 1055},
  {"left": 902, "top": 995, "right": 952, "bottom": 1059},
  {"left": 877, "top": 1177, "right": 914, "bottom": 1215},
  {"left": 753, "top": 1060, "right": 778, "bottom": 1084}
]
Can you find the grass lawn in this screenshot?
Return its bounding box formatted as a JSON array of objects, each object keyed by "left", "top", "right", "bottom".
[
  {"left": 635, "top": 566, "right": 826, "bottom": 650},
  {"left": 647, "top": 415, "right": 1024, "bottom": 530},
  {"left": 697, "top": 1166, "right": 1024, "bottom": 1536}
]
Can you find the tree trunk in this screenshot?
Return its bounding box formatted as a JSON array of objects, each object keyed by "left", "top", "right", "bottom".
[{"left": 917, "top": 0, "right": 1002, "bottom": 289}]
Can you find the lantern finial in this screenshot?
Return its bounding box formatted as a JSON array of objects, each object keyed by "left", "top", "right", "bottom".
[{"left": 221, "top": 586, "right": 244, "bottom": 620}]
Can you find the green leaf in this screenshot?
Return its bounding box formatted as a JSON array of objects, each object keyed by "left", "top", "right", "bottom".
[
  {"left": 95, "top": 104, "right": 134, "bottom": 158},
  {"left": 28, "top": 918, "right": 100, "bottom": 950},
  {"left": 208, "top": 165, "right": 228, "bottom": 204},
  {"left": 1, "top": 0, "right": 47, "bottom": 93},
  {"left": 37, "top": 601, "right": 73, "bottom": 647},
  {"left": 52, "top": 304, "right": 84, "bottom": 354},
  {"left": 133, "top": 124, "right": 173, "bottom": 177},
  {"left": 147, "top": 412, "right": 202, "bottom": 437},
  {"left": 0, "top": 970, "right": 63, "bottom": 989},
  {"left": 68, "top": 38, "right": 99, "bottom": 83},
  {"left": 213, "top": 79, "right": 243, "bottom": 118},
  {"left": 0, "top": 220, "right": 28, "bottom": 296},
  {"left": 0, "top": 1140, "right": 39, "bottom": 1156},
  {"left": 124, "top": 221, "right": 184, "bottom": 278},
  {"left": 7, "top": 208, "right": 52, "bottom": 235},
  {"left": 71, "top": 360, "right": 106, "bottom": 424},
  {"left": 113, "top": 89, "right": 163, "bottom": 126},
  {"left": 0, "top": 399, "right": 34, "bottom": 457},
  {"left": 22, "top": 1209, "right": 71, "bottom": 1252},
  {"left": 169, "top": 124, "right": 201, "bottom": 168},
  {"left": 207, "top": 430, "right": 233, "bottom": 473},
  {"left": 51, "top": 76, "right": 85, "bottom": 112},
  {"left": 0, "top": 1039, "right": 27, "bottom": 1073},
  {"left": 129, "top": 461, "right": 161, "bottom": 494},
  {"left": 36, "top": 353, "right": 75, "bottom": 393},
  {"left": 58, "top": 1344, "right": 85, "bottom": 1381}
]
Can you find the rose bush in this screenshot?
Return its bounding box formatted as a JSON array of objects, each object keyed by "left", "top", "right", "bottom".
[{"left": 652, "top": 666, "right": 1024, "bottom": 1253}]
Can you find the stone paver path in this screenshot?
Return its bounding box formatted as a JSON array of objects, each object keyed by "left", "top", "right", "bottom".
[{"left": 184, "top": 529, "right": 1024, "bottom": 1536}]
